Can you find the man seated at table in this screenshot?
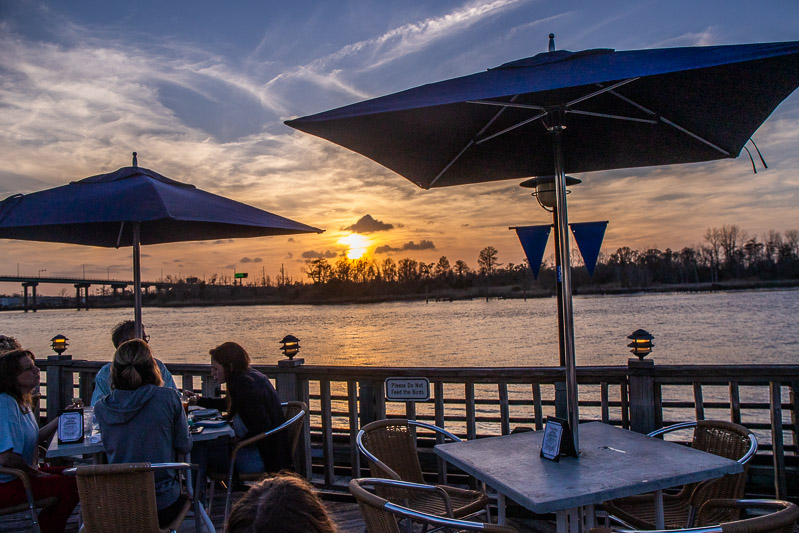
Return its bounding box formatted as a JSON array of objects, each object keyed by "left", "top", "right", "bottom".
[{"left": 91, "top": 321, "right": 177, "bottom": 405}]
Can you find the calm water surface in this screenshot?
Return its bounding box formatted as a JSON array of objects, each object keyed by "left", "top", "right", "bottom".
[{"left": 2, "top": 288, "right": 798, "bottom": 367}]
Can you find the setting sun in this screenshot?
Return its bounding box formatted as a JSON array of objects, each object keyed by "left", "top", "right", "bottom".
[{"left": 338, "top": 233, "right": 371, "bottom": 260}]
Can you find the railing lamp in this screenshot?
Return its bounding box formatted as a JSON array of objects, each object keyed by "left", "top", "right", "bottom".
[
  {"left": 51, "top": 334, "right": 69, "bottom": 356},
  {"left": 520, "top": 175, "right": 582, "bottom": 211},
  {"left": 280, "top": 335, "right": 301, "bottom": 360},
  {"left": 627, "top": 329, "right": 654, "bottom": 359}
]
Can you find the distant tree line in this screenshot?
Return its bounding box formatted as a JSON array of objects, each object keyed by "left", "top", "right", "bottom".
[
  {"left": 297, "top": 225, "right": 799, "bottom": 299},
  {"left": 9, "top": 224, "right": 792, "bottom": 307}
]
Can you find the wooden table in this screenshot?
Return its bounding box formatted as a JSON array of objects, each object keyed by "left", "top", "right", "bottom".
[{"left": 435, "top": 422, "right": 742, "bottom": 533}]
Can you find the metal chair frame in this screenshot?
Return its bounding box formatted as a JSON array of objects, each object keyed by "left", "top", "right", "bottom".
[
  {"left": 351, "top": 477, "right": 517, "bottom": 533},
  {"left": 602, "top": 499, "right": 799, "bottom": 533},
  {"left": 64, "top": 461, "right": 205, "bottom": 533},
  {"left": 356, "top": 418, "right": 491, "bottom": 526},
  {"left": 0, "top": 466, "right": 58, "bottom": 533},
  {"left": 605, "top": 421, "right": 758, "bottom": 529},
  {"left": 207, "top": 403, "right": 306, "bottom": 523}
]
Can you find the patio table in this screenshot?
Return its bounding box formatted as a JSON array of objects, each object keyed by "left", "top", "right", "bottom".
[
  {"left": 434, "top": 421, "right": 742, "bottom": 533},
  {"left": 47, "top": 409, "right": 234, "bottom": 533}
]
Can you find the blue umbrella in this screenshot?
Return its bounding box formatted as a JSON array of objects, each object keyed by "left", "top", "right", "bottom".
[
  {"left": 286, "top": 38, "right": 799, "bottom": 450},
  {"left": 0, "top": 157, "right": 323, "bottom": 334}
]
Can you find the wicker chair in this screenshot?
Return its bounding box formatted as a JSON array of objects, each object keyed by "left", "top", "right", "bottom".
[
  {"left": 356, "top": 419, "right": 490, "bottom": 521},
  {"left": 206, "top": 401, "right": 307, "bottom": 523},
  {"left": 603, "top": 421, "right": 757, "bottom": 529},
  {"left": 591, "top": 499, "right": 799, "bottom": 533},
  {"left": 350, "top": 478, "right": 517, "bottom": 533},
  {"left": 67, "top": 462, "right": 197, "bottom": 533},
  {"left": 0, "top": 466, "right": 59, "bottom": 533}
]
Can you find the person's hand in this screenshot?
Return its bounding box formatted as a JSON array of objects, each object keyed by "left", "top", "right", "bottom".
[{"left": 182, "top": 390, "right": 199, "bottom": 405}]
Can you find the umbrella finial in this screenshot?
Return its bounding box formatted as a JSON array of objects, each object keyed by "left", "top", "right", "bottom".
[
  {"left": 132, "top": 152, "right": 138, "bottom": 167},
  {"left": 548, "top": 33, "right": 555, "bottom": 52}
]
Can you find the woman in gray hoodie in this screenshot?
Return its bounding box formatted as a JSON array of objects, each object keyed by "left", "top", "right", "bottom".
[{"left": 94, "top": 339, "right": 191, "bottom": 527}]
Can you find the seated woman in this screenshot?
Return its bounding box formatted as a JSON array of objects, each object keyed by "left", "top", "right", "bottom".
[
  {"left": 94, "top": 339, "right": 191, "bottom": 527},
  {"left": 187, "top": 342, "right": 291, "bottom": 498},
  {"left": 0, "top": 349, "right": 80, "bottom": 533},
  {"left": 226, "top": 471, "right": 339, "bottom": 533}
]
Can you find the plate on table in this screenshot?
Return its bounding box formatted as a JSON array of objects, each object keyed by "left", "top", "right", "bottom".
[
  {"left": 195, "top": 418, "right": 227, "bottom": 428},
  {"left": 190, "top": 408, "right": 220, "bottom": 419}
]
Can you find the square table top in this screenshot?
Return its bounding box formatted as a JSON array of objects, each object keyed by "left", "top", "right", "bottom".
[{"left": 434, "top": 421, "right": 742, "bottom": 514}]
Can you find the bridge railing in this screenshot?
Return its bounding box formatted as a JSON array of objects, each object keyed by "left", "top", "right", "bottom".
[{"left": 35, "top": 357, "right": 799, "bottom": 500}]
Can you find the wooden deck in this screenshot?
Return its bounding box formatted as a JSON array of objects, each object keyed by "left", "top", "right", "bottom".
[{"left": 2, "top": 489, "right": 558, "bottom": 533}]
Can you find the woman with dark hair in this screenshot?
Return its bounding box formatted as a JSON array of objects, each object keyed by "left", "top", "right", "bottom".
[
  {"left": 187, "top": 342, "right": 290, "bottom": 498},
  {"left": 94, "top": 339, "right": 191, "bottom": 528},
  {"left": 226, "top": 471, "right": 339, "bottom": 533},
  {"left": 0, "top": 349, "right": 79, "bottom": 533}
]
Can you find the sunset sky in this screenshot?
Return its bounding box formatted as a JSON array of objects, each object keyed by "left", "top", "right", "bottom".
[{"left": 1, "top": 0, "right": 798, "bottom": 294}]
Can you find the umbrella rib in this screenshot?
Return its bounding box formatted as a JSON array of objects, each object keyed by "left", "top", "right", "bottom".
[
  {"left": 565, "top": 77, "right": 640, "bottom": 108},
  {"left": 466, "top": 100, "right": 546, "bottom": 111},
  {"left": 428, "top": 95, "right": 521, "bottom": 188},
  {"left": 566, "top": 109, "right": 658, "bottom": 124},
  {"left": 599, "top": 84, "right": 730, "bottom": 156},
  {"left": 474, "top": 111, "right": 548, "bottom": 144}
]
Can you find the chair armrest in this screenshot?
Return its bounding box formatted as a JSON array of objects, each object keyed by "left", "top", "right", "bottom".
[
  {"left": 358, "top": 478, "right": 455, "bottom": 517},
  {"left": 230, "top": 410, "right": 305, "bottom": 462},
  {"left": 0, "top": 466, "right": 33, "bottom": 491},
  {"left": 647, "top": 421, "right": 698, "bottom": 438},
  {"left": 409, "top": 420, "right": 463, "bottom": 442}
]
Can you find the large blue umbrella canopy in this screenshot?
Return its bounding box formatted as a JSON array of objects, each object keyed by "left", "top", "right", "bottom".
[
  {"left": 0, "top": 163, "right": 323, "bottom": 333},
  {"left": 286, "top": 39, "right": 799, "bottom": 450},
  {"left": 286, "top": 40, "right": 799, "bottom": 188}
]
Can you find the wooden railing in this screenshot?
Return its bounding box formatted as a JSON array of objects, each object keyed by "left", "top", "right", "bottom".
[{"left": 36, "top": 357, "right": 799, "bottom": 500}]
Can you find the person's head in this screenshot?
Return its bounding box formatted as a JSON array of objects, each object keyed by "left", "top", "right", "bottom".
[
  {"left": 0, "top": 349, "right": 40, "bottom": 408},
  {"left": 110, "top": 339, "right": 162, "bottom": 391},
  {"left": 208, "top": 342, "right": 250, "bottom": 385},
  {"left": 226, "top": 472, "right": 339, "bottom": 533},
  {"left": 0, "top": 335, "right": 22, "bottom": 354},
  {"left": 111, "top": 320, "right": 148, "bottom": 349}
]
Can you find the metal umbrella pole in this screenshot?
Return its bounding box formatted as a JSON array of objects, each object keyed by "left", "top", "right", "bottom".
[
  {"left": 132, "top": 221, "right": 143, "bottom": 339},
  {"left": 551, "top": 117, "right": 579, "bottom": 453}
]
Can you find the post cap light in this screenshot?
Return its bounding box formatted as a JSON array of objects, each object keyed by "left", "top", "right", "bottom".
[
  {"left": 51, "top": 334, "right": 69, "bottom": 355},
  {"left": 279, "top": 335, "right": 301, "bottom": 359},
  {"left": 520, "top": 175, "right": 582, "bottom": 210},
  {"left": 627, "top": 329, "right": 654, "bottom": 359}
]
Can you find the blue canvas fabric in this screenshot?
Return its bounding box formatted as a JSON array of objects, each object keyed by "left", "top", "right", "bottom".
[
  {"left": 286, "top": 41, "right": 799, "bottom": 188},
  {"left": 0, "top": 166, "right": 322, "bottom": 246},
  {"left": 515, "top": 225, "right": 551, "bottom": 279},
  {"left": 570, "top": 221, "right": 608, "bottom": 277}
]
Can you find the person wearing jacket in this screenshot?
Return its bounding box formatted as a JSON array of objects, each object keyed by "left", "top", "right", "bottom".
[
  {"left": 94, "top": 339, "right": 191, "bottom": 527},
  {"left": 186, "top": 342, "right": 290, "bottom": 500}
]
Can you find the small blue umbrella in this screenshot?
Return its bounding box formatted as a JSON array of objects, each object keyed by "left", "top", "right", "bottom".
[
  {"left": 286, "top": 38, "right": 799, "bottom": 450},
  {"left": 0, "top": 157, "right": 323, "bottom": 334}
]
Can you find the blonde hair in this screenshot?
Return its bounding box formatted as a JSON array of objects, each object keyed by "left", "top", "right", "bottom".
[{"left": 110, "top": 339, "right": 162, "bottom": 390}]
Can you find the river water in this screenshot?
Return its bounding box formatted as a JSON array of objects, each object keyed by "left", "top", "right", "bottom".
[{"left": 3, "top": 288, "right": 798, "bottom": 368}]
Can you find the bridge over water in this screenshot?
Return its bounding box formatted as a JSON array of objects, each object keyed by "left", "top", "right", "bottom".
[{"left": 0, "top": 275, "right": 183, "bottom": 311}]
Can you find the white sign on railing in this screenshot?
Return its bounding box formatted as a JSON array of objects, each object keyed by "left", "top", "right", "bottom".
[{"left": 385, "top": 377, "right": 430, "bottom": 402}]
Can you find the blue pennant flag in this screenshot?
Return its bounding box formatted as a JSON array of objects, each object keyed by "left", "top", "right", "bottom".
[
  {"left": 514, "top": 225, "right": 551, "bottom": 279},
  {"left": 570, "top": 221, "right": 608, "bottom": 277}
]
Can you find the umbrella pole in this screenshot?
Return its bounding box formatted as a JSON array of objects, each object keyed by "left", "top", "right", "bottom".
[
  {"left": 551, "top": 121, "right": 580, "bottom": 453},
  {"left": 132, "top": 222, "right": 143, "bottom": 338}
]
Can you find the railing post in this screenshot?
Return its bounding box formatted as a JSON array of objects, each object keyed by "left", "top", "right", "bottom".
[
  {"left": 44, "top": 358, "right": 74, "bottom": 422},
  {"left": 628, "top": 358, "right": 656, "bottom": 434},
  {"left": 359, "top": 379, "right": 385, "bottom": 428},
  {"left": 276, "top": 357, "right": 304, "bottom": 402},
  {"left": 275, "top": 358, "right": 311, "bottom": 479}
]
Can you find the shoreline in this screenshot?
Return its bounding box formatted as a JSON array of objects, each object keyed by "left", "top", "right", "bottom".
[{"left": 2, "top": 279, "right": 797, "bottom": 311}]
